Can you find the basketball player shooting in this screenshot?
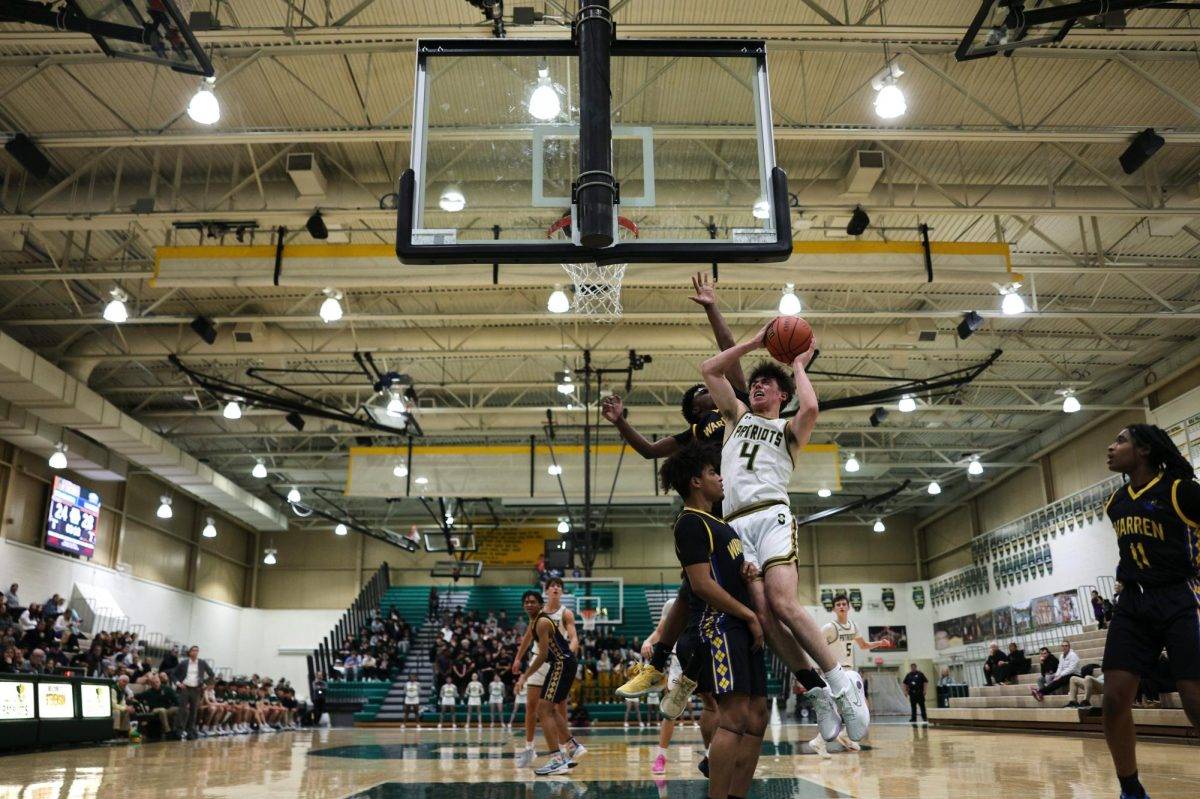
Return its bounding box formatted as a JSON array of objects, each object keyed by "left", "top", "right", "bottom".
[{"left": 698, "top": 319, "right": 869, "bottom": 742}]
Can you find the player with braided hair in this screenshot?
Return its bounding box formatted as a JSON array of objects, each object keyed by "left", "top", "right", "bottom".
[{"left": 1101, "top": 424, "right": 1200, "bottom": 799}]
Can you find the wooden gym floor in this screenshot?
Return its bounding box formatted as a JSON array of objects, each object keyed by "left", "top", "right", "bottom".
[{"left": 1, "top": 721, "right": 1197, "bottom": 798}]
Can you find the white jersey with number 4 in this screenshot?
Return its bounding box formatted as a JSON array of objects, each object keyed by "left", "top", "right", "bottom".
[
  {"left": 823, "top": 619, "right": 859, "bottom": 668},
  {"left": 721, "top": 413, "right": 793, "bottom": 517}
]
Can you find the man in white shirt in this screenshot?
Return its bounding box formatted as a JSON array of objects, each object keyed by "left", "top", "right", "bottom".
[
  {"left": 1032, "top": 641, "right": 1080, "bottom": 701},
  {"left": 17, "top": 605, "right": 38, "bottom": 632},
  {"left": 171, "top": 645, "right": 214, "bottom": 739}
]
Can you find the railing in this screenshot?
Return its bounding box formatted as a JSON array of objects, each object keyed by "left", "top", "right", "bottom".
[{"left": 307, "top": 563, "right": 391, "bottom": 685}]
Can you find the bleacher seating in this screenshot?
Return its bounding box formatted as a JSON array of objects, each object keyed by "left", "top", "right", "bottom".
[{"left": 929, "top": 624, "right": 1190, "bottom": 737}]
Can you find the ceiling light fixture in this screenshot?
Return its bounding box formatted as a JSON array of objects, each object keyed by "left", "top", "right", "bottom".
[
  {"left": 334, "top": 523, "right": 348, "bottom": 536},
  {"left": 439, "top": 187, "right": 466, "bottom": 212},
  {"left": 393, "top": 464, "right": 409, "bottom": 478},
  {"left": 252, "top": 460, "right": 268, "bottom": 479},
  {"left": 319, "top": 288, "right": 344, "bottom": 323},
  {"left": 528, "top": 65, "right": 561, "bottom": 120},
  {"left": 897, "top": 394, "right": 916, "bottom": 413},
  {"left": 548, "top": 463, "right": 563, "bottom": 476},
  {"left": 817, "top": 488, "right": 832, "bottom": 498},
  {"left": 844, "top": 453, "right": 860, "bottom": 473},
  {"left": 556, "top": 370, "right": 575, "bottom": 395},
  {"left": 187, "top": 77, "right": 220, "bottom": 125},
  {"left": 778, "top": 283, "right": 802, "bottom": 315},
  {"left": 870, "top": 60, "right": 906, "bottom": 119},
  {"left": 927, "top": 480, "right": 942, "bottom": 495},
  {"left": 967, "top": 457, "right": 984, "bottom": 476},
  {"left": 547, "top": 284, "right": 571, "bottom": 314},
  {"left": 414, "top": 476, "right": 429, "bottom": 486},
  {"left": 557, "top": 518, "right": 570, "bottom": 534},
  {"left": 202, "top": 516, "right": 217, "bottom": 538},
  {"left": 873, "top": 518, "right": 886, "bottom": 533},
  {"left": 156, "top": 495, "right": 173, "bottom": 519},
  {"left": 48, "top": 442, "right": 68, "bottom": 470},
  {"left": 1060, "top": 388, "right": 1081, "bottom": 414},
  {"left": 999, "top": 282, "right": 1026, "bottom": 316},
  {"left": 263, "top": 548, "right": 277, "bottom": 565},
  {"left": 385, "top": 391, "right": 407, "bottom": 417},
  {"left": 222, "top": 399, "right": 243, "bottom": 420},
  {"left": 103, "top": 287, "right": 129, "bottom": 323},
  {"left": 287, "top": 487, "right": 302, "bottom": 504}
]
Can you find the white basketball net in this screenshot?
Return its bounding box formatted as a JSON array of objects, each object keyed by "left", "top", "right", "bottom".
[
  {"left": 580, "top": 608, "right": 598, "bottom": 632},
  {"left": 561, "top": 262, "right": 627, "bottom": 322}
]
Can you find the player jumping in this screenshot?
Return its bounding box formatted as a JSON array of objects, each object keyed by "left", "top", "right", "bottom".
[{"left": 697, "top": 322, "right": 868, "bottom": 743}]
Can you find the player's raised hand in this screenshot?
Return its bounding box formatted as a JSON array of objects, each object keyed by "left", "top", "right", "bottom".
[
  {"left": 792, "top": 336, "right": 818, "bottom": 369},
  {"left": 600, "top": 394, "right": 624, "bottom": 423},
  {"left": 688, "top": 271, "right": 717, "bottom": 307}
]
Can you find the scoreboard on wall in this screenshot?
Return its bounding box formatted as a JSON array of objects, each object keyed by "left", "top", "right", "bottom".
[{"left": 45, "top": 476, "right": 100, "bottom": 559}]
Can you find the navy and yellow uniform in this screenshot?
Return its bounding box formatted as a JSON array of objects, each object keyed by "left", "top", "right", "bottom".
[
  {"left": 533, "top": 610, "right": 577, "bottom": 704},
  {"left": 673, "top": 507, "right": 765, "bottom": 697},
  {"left": 1103, "top": 473, "right": 1200, "bottom": 680}
]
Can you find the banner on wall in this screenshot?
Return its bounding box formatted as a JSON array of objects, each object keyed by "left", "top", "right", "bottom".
[
  {"left": 473, "top": 529, "right": 545, "bottom": 565},
  {"left": 912, "top": 585, "right": 925, "bottom": 609},
  {"left": 933, "top": 613, "right": 981, "bottom": 650},
  {"left": 993, "top": 606, "right": 1014, "bottom": 639},
  {"left": 882, "top": 587, "right": 895, "bottom": 611},
  {"left": 849, "top": 588, "right": 863, "bottom": 611},
  {"left": 1032, "top": 594, "right": 1061, "bottom": 628},
  {"left": 1011, "top": 599, "right": 1035, "bottom": 634},
  {"left": 868, "top": 625, "right": 907, "bottom": 651},
  {"left": 977, "top": 610, "right": 995, "bottom": 640},
  {"left": 1054, "top": 590, "right": 1082, "bottom": 624},
  {"left": 820, "top": 588, "right": 834, "bottom": 612}
]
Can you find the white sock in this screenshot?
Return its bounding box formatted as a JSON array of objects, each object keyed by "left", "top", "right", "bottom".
[
  {"left": 823, "top": 665, "right": 849, "bottom": 696},
  {"left": 656, "top": 746, "right": 668, "bottom": 759},
  {"left": 559, "top": 745, "right": 570, "bottom": 759},
  {"left": 525, "top": 741, "right": 535, "bottom": 751}
]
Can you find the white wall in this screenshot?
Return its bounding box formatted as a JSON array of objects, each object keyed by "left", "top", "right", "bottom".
[{"left": 2, "top": 539, "right": 340, "bottom": 697}]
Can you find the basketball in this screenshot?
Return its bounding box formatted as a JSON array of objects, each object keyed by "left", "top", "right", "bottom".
[{"left": 764, "top": 316, "right": 813, "bottom": 364}]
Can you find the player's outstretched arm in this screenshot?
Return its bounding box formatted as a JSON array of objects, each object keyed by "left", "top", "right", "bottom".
[
  {"left": 855, "top": 634, "right": 885, "bottom": 651},
  {"left": 700, "top": 323, "right": 767, "bottom": 421},
  {"left": 787, "top": 340, "right": 820, "bottom": 453},
  {"left": 601, "top": 395, "right": 680, "bottom": 459},
  {"left": 689, "top": 271, "right": 747, "bottom": 393}
]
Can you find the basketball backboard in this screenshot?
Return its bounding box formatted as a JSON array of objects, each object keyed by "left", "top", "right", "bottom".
[
  {"left": 396, "top": 39, "right": 790, "bottom": 265},
  {"left": 956, "top": 0, "right": 1132, "bottom": 61},
  {"left": 68, "top": 0, "right": 213, "bottom": 76}
]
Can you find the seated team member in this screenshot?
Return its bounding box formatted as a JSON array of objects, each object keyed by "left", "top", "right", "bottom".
[
  {"left": 134, "top": 674, "right": 178, "bottom": 738},
  {"left": 515, "top": 590, "right": 579, "bottom": 777},
  {"left": 663, "top": 443, "right": 768, "bottom": 799}
]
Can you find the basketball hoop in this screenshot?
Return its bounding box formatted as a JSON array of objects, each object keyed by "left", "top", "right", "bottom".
[
  {"left": 580, "top": 607, "right": 598, "bottom": 633},
  {"left": 547, "top": 215, "right": 639, "bottom": 322}
]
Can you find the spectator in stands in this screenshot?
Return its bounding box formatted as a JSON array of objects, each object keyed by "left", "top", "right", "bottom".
[
  {"left": 111, "top": 674, "right": 132, "bottom": 735},
  {"left": 4, "top": 584, "right": 20, "bottom": 620},
  {"left": 903, "top": 663, "right": 929, "bottom": 723},
  {"left": 1066, "top": 664, "right": 1104, "bottom": 708},
  {"left": 77, "top": 639, "right": 105, "bottom": 676},
  {"left": 983, "top": 642, "right": 1009, "bottom": 686},
  {"left": 0, "top": 644, "right": 17, "bottom": 673},
  {"left": 1091, "top": 590, "right": 1107, "bottom": 630},
  {"left": 41, "top": 594, "right": 64, "bottom": 620},
  {"left": 173, "top": 644, "right": 213, "bottom": 740},
  {"left": 160, "top": 645, "right": 180, "bottom": 675},
  {"left": 17, "top": 603, "right": 39, "bottom": 632},
  {"left": 1032, "top": 641, "right": 1080, "bottom": 701},
  {"left": 428, "top": 586, "right": 439, "bottom": 619},
  {"left": 26, "top": 648, "right": 49, "bottom": 674},
  {"left": 938, "top": 667, "right": 953, "bottom": 687},
  {"left": 342, "top": 650, "right": 362, "bottom": 681},
  {"left": 1035, "top": 646, "right": 1059, "bottom": 689},
  {"left": 1005, "top": 643, "right": 1031, "bottom": 683}
]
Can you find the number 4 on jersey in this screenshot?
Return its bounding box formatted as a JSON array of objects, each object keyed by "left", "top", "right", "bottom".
[{"left": 739, "top": 441, "right": 760, "bottom": 471}]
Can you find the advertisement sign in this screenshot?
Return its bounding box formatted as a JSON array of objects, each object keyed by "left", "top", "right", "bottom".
[
  {"left": 37, "top": 682, "right": 75, "bottom": 719},
  {"left": 0, "top": 681, "right": 35, "bottom": 720},
  {"left": 80, "top": 684, "right": 112, "bottom": 719}
]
